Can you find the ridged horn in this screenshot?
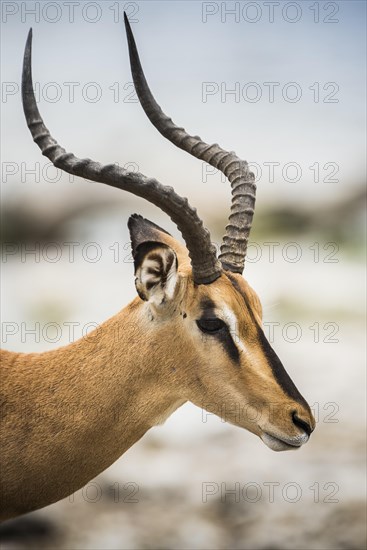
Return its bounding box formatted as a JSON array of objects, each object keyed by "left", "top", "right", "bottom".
[
  {"left": 124, "top": 13, "right": 256, "bottom": 274},
  {"left": 22, "top": 28, "right": 222, "bottom": 285}
]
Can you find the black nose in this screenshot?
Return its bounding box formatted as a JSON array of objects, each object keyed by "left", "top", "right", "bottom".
[{"left": 292, "top": 412, "right": 313, "bottom": 436}]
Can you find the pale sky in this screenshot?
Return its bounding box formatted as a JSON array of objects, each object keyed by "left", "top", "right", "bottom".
[{"left": 1, "top": 1, "right": 366, "bottom": 221}]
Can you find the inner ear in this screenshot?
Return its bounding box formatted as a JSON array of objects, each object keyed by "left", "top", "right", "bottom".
[
  {"left": 133, "top": 242, "right": 166, "bottom": 273},
  {"left": 134, "top": 242, "right": 178, "bottom": 304}
]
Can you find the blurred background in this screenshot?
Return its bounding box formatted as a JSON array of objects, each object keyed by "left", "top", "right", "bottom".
[{"left": 1, "top": 1, "right": 366, "bottom": 548}]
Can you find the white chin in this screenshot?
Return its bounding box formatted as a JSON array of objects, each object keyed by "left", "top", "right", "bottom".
[{"left": 261, "top": 433, "right": 301, "bottom": 452}]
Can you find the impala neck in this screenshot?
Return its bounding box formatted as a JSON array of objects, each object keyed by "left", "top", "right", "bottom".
[{"left": 1, "top": 298, "right": 185, "bottom": 519}]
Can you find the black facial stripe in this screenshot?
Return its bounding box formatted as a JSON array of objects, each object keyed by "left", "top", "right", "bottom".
[
  {"left": 199, "top": 298, "right": 240, "bottom": 365},
  {"left": 213, "top": 326, "right": 240, "bottom": 364},
  {"left": 226, "top": 273, "right": 309, "bottom": 408},
  {"left": 256, "top": 325, "right": 309, "bottom": 408}
]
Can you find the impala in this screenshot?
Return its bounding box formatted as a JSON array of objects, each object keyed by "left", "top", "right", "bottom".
[{"left": 0, "top": 15, "right": 315, "bottom": 521}]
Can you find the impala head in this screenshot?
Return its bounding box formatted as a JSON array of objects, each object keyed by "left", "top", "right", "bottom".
[
  {"left": 128, "top": 215, "right": 315, "bottom": 451},
  {"left": 21, "top": 14, "right": 315, "bottom": 451}
]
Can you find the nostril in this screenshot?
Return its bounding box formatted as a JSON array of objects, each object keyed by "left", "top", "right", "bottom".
[{"left": 292, "top": 412, "right": 313, "bottom": 436}]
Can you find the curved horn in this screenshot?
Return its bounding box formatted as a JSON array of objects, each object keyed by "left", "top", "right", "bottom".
[
  {"left": 124, "top": 14, "right": 256, "bottom": 275},
  {"left": 22, "top": 29, "right": 222, "bottom": 285}
]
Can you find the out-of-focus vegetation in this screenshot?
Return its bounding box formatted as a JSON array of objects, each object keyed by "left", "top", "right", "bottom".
[
  {"left": 209, "top": 187, "right": 366, "bottom": 257},
  {"left": 0, "top": 198, "right": 120, "bottom": 245},
  {"left": 2, "top": 188, "right": 366, "bottom": 256}
]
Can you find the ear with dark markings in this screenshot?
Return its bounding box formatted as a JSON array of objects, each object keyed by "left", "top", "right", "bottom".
[
  {"left": 129, "top": 215, "right": 178, "bottom": 305},
  {"left": 128, "top": 214, "right": 172, "bottom": 258},
  {"left": 133, "top": 242, "right": 178, "bottom": 305}
]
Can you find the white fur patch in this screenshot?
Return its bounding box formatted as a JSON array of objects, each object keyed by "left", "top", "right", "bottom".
[{"left": 220, "top": 305, "right": 246, "bottom": 352}]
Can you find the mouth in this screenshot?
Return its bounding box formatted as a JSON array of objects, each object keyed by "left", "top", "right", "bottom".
[{"left": 260, "top": 431, "right": 309, "bottom": 452}]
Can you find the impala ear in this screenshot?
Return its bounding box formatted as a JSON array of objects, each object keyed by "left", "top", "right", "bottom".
[
  {"left": 133, "top": 242, "right": 178, "bottom": 304},
  {"left": 128, "top": 215, "right": 179, "bottom": 305},
  {"left": 128, "top": 214, "right": 172, "bottom": 256}
]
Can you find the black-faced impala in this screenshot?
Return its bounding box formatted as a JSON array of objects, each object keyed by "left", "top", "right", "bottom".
[{"left": 0, "top": 14, "right": 315, "bottom": 521}]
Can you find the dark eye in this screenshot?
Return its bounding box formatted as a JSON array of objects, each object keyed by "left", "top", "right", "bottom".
[{"left": 196, "top": 317, "right": 226, "bottom": 334}]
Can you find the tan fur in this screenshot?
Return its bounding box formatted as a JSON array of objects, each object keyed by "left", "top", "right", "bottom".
[{"left": 0, "top": 231, "right": 314, "bottom": 521}]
